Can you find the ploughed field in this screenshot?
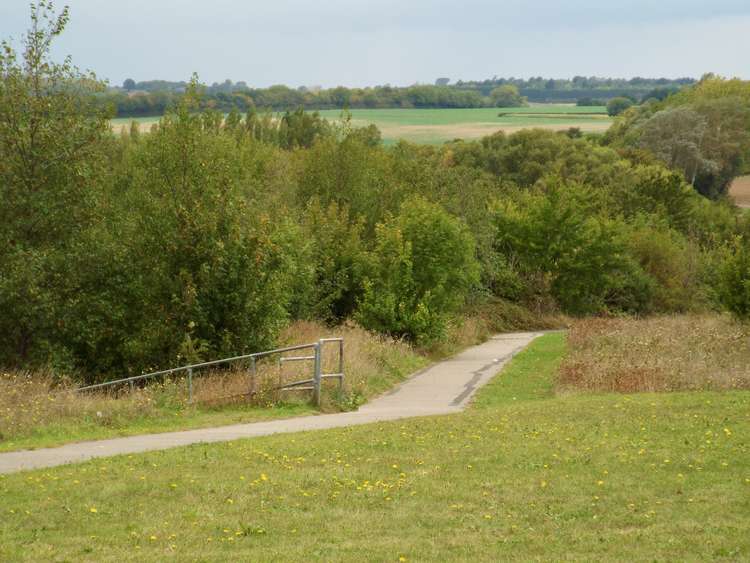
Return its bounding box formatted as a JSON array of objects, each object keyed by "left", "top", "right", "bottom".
[{"left": 111, "top": 105, "right": 612, "bottom": 144}]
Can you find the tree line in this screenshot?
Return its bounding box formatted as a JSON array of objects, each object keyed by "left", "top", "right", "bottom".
[
  {"left": 2, "top": 3, "right": 749, "bottom": 384},
  {"left": 107, "top": 76, "right": 695, "bottom": 117}
]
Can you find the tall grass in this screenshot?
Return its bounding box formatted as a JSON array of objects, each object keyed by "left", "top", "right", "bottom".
[
  {"left": 0, "top": 321, "right": 426, "bottom": 447},
  {"left": 558, "top": 315, "right": 750, "bottom": 393}
]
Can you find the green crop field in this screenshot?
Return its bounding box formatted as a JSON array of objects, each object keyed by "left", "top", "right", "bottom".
[
  {"left": 3, "top": 333, "right": 748, "bottom": 561},
  {"left": 110, "top": 115, "right": 161, "bottom": 132},
  {"left": 111, "top": 105, "right": 612, "bottom": 145},
  {"left": 317, "top": 105, "right": 612, "bottom": 144}
]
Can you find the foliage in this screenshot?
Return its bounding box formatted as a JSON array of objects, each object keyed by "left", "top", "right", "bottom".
[
  {"left": 106, "top": 76, "right": 695, "bottom": 117},
  {"left": 300, "top": 200, "right": 368, "bottom": 323},
  {"left": 357, "top": 198, "right": 480, "bottom": 344},
  {"left": 0, "top": 1, "right": 111, "bottom": 369},
  {"left": 606, "top": 76, "right": 750, "bottom": 199},
  {"left": 493, "top": 186, "right": 653, "bottom": 315},
  {"left": 490, "top": 84, "right": 527, "bottom": 108},
  {"left": 606, "top": 96, "right": 634, "bottom": 116},
  {"left": 718, "top": 237, "right": 750, "bottom": 320},
  {"left": 1, "top": 4, "right": 748, "bottom": 381}
]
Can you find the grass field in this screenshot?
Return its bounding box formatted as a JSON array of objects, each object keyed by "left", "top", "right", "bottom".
[
  {"left": 110, "top": 115, "right": 160, "bottom": 133},
  {"left": 318, "top": 105, "right": 611, "bottom": 144},
  {"left": 111, "top": 105, "right": 612, "bottom": 145},
  {"left": 2, "top": 328, "right": 748, "bottom": 561}
]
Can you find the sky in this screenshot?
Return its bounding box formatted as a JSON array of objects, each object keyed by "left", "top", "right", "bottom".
[{"left": 1, "top": 0, "right": 749, "bottom": 88}]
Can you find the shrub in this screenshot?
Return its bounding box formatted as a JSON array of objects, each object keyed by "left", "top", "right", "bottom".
[
  {"left": 357, "top": 198, "right": 480, "bottom": 344},
  {"left": 493, "top": 186, "right": 654, "bottom": 315},
  {"left": 607, "top": 97, "right": 634, "bottom": 116},
  {"left": 625, "top": 222, "right": 711, "bottom": 312},
  {"left": 719, "top": 237, "right": 750, "bottom": 320},
  {"left": 301, "top": 200, "right": 369, "bottom": 323}
]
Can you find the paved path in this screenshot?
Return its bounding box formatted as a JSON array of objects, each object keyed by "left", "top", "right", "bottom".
[{"left": 0, "top": 332, "right": 540, "bottom": 474}]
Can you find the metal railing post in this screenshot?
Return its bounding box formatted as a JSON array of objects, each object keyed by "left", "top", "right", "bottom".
[
  {"left": 339, "top": 339, "right": 344, "bottom": 393},
  {"left": 249, "top": 356, "right": 256, "bottom": 397},
  {"left": 187, "top": 367, "right": 193, "bottom": 404},
  {"left": 313, "top": 341, "right": 322, "bottom": 407}
]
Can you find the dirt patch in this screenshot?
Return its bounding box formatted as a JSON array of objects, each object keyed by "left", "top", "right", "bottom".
[{"left": 729, "top": 175, "right": 750, "bottom": 208}]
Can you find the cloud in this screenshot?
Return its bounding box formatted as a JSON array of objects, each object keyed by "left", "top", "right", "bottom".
[{"left": 1, "top": 0, "right": 748, "bottom": 86}]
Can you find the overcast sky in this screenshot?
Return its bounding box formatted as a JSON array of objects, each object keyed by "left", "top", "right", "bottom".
[{"left": 2, "top": 0, "right": 749, "bottom": 88}]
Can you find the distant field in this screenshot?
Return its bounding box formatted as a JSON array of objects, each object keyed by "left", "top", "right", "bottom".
[
  {"left": 318, "top": 105, "right": 611, "bottom": 144},
  {"left": 730, "top": 175, "right": 750, "bottom": 208},
  {"left": 110, "top": 115, "right": 161, "bottom": 133},
  {"left": 111, "top": 105, "right": 612, "bottom": 144}
]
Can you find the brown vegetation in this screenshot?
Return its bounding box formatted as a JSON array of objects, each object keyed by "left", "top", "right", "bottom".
[
  {"left": 0, "top": 322, "right": 425, "bottom": 446},
  {"left": 729, "top": 175, "right": 750, "bottom": 208},
  {"left": 558, "top": 315, "right": 750, "bottom": 393}
]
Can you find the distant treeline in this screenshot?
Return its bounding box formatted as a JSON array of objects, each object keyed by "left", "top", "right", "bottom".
[{"left": 108, "top": 76, "right": 696, "bottom": 117}]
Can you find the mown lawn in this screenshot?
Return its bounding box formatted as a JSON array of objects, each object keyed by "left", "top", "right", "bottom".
[{"left": 2, "top": 333, "right": 748, "bottom": 561}]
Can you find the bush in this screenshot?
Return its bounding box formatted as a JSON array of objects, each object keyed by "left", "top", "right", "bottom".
[
  {"left": 625, "top": 222, "right": 710, "bottom": 312},
  {"left": 719, "top": 237, "right": 750, "bottom": 320},
  {"left": 493, "top": 186, "right": 654, "bottom": 315},
  {"left": 607, "top": 97, "right": 634, "bottom": 116},
  {"left": 357, "top": 198, "right": 480, "bottom": 344},
  {"left": 301, "top": 200, "right": 368, "bottom": 323}
]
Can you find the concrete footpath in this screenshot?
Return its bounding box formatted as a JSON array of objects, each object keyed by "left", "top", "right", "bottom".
[{"left": 0, "top": 332, "right": 540, "bottom": 474}]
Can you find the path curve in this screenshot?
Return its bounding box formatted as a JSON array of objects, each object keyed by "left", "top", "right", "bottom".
[{"left": 0, "top": 332, "right": 540, "bottom": 474}]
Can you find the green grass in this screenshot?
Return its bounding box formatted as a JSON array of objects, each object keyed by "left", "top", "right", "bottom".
[
  {"left": 0, "top": 402, "right": 315, "bottom": 454},
  {"left": 111, "top": 105, "right": 612, "bottom": 144},
  {"left": 3, "top": 332, "right": 748, "bottom": 561},
  {"left": 318, "top": 106, "right": 611, "bottom": 144}
]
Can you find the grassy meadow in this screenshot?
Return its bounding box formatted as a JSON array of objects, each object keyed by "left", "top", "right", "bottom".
[
  {"left": 112, "top": 105, "right": 612, "bottom": 144},
  {"left": 2, "top": 322, "right": 749, "bottom": 561}
]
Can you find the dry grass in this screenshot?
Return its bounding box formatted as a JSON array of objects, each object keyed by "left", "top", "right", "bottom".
[
  {"left": 278, "top": 321, "right": 427, "bottom": 408},
  {"left": 558, "top": 315, "right": 750, "bottom": 393},
  {"left": 729, "top": 175, "right": 750, "bottom": 208},
  {"left": 0, "top": 321, "right": 426, "bottom": 447}
]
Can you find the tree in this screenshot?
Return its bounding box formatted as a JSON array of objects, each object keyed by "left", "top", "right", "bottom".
[
  {"left": 719, "top": 237, "right": 750, "bottom": 320},
  {"left": 637, "top": 107, "right": 716, "bottom": 187},
  {"left": 607, "top": 97, "right": 634, "bottom": 116},
  {"left": 357, "top": 198, "right": 480, "bottom": 343},
  {"left": 490, "top": 85, "right": 527, "bottom": 108},
  {"left": 0, "top": 1, "right": 110, "bottom": 367},
  {"left": 493, "top": 186, "right": 653, "bottom": 314},
  {"left": 123, "top": 77, "right": 136, "bottom": 90},
  {"left": 434, "top": 77, "right": 450, "bottom": 86}
]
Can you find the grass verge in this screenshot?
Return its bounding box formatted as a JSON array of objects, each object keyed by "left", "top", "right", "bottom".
[
  {"left": 0, "top": 322, "right": 427, "bottom": 453},
  {"left": 2, "top": 331, "right": 748, "bottom": 561}
]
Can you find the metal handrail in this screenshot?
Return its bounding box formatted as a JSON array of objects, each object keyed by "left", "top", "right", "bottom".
[
  {"left": 70, "top": 338, "right": 345, "bottom": 406},
  {"left": 73, "top": 342, "right": 318, "bottom": 394}
]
